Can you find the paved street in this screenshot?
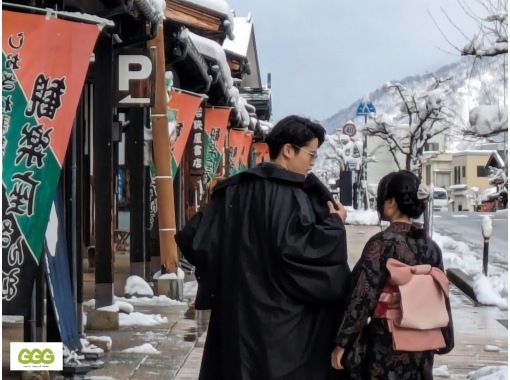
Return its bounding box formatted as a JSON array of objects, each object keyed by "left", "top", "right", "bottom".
[
  {"left": 433, "top": 211, "right": 508, "bottom": 269},
  {"left": 71, "top": 222, "right": 507, "bottom": 380}
]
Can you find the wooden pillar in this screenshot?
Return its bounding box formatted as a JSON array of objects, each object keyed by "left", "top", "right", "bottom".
[
  {"left": 92, "top": 33, "right": 114, "bottom": 307},
  {"left": 127, "top": 108, "right": 146, "bottom": 277},
  {"left": 147, "top": 24, "right": 178, "bottom": 274}
]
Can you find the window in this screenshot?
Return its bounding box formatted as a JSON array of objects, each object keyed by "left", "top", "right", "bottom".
[
  {"left": 454, "top": 166, "right": 461, "bottom": 184},
  {"left": 436, "top": 172, "right": 451, "bottom": 188},
  {"left": 425, "top": 142, "right": 439, "bottom": 151},
  {"left": 477, "top": 166, "right": 490, "bottom": 177},
  {"left": 462, "top": 166, "right": 466, "bottom": 177}
]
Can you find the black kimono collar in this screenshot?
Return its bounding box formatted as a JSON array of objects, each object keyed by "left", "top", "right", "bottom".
[{"left": 213, "top": 163, "right": 306, "bottom": 193}]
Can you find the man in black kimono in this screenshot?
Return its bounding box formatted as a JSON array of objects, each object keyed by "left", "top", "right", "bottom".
[{"left": 176, "top": 115, "right": 351, "bottom": 380}]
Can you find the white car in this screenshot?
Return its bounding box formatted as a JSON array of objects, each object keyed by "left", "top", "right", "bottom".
[{"left": 433, "top": 187, "right": 448, "bottom": 211}]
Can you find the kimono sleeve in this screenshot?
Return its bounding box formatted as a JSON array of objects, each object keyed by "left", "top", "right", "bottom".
[
  {"left": 334, "top": 236, "right": 389, "bottom": 348},
  {"left": 272, "top": 188, "right": 351, "bottom": 304},
  {"left": 175, "top": 193, "right": 224, "bottom": 274}
]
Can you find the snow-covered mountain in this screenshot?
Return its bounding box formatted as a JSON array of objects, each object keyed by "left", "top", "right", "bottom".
[
  {"left": 322, "top": 55, "right": 507, "bottom": 134},
  {"left": 315, "top": 55, "right": 507, "bottom": 185}
]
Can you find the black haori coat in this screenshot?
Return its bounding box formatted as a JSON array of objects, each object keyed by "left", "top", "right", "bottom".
[{"left": 176, "top": 163, "right": 351, "bottom": 380}]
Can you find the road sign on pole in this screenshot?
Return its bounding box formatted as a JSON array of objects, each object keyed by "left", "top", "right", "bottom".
[{"left": 356, "top": 101, "right": 376, "bottom": 116}]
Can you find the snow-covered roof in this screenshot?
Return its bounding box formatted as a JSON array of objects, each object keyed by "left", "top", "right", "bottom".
[
  {"left": 223, "top": 16, "right": 253, "bottom": 58},
  {"left": 451, "top": 150, "right": 495, "bottom": 156},
  {"left": 187, "top": 30, "right": 250, "bottom": 128},
  {"left": 178, "top": 0, "right": 235, "bottom": 39},
  {"left": 487, "top": 151, "right": 506, "bottom": 168},
  {"left": 187, "top": 30, "right": 233, "bottom": 88}
]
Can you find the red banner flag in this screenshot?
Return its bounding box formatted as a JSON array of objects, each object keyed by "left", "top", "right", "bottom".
[
  {"left": 252, "top": 142, "right": 270, "bottom": 165},
  {"left": 168, "top": 89, "right": 203, "bottom": 170},
  {"left": 2, "top": 10, "right": 100, "bottom": 315},
  {"left": 228, "top": 130, "right": 253, "bottom": 176},
  {"left": 204, "top": 107, "right": 231, "bottom": 180}
]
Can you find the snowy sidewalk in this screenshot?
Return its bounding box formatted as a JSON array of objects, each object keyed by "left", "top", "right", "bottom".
[{"left": 175, "top": 224, "right": 508, "bottom": 380}]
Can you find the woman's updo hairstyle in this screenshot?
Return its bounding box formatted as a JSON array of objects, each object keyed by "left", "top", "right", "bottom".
[{"left": 377, "top": 170, "right": 427, "bottom": 219}]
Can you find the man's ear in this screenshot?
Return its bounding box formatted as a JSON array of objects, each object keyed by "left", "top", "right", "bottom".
[{"left": 281, "top": 143, "right": 293, "bottom": 159}]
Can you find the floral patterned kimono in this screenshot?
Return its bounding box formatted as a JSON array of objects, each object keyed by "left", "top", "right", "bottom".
[{"left": 335, "top": 222, "right": 454, "bottom": 380}]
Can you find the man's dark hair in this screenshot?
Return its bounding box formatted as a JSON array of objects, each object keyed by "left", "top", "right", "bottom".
[{"left": 265, "top": 115, "right": 326, "bottom": 160}]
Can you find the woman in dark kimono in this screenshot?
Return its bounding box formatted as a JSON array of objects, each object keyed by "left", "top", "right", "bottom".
[{"left": 331, "top": 170, "right": 454, "bottom": 379}]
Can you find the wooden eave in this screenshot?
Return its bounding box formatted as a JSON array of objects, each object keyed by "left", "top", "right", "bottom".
[{"left": 165, "top": 0, "right": 224, "bottom": 34}]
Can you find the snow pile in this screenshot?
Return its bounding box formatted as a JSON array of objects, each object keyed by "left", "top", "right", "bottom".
[
  {"left": 118, "top": 312, "right": 168, "bottom": 327},
  {"left": 155, "top": 267, "right": 185, "bottom": 280},
  {"left": 468, "top": 366, "right": 508, "bottom": 380},
  {"left": 473, "top": 274, "right": 507, "bottom": 309},
  {"left": 433, "top": 231, "right": 508, "bottom": 308},
  {"left": 83, "top": 295, "right": 186, "bottom": 308},
  {"left": 121, "top": 343, "right": 161, "bottom": 355},
  {"left": 345, "top": 207, "right": 380, "bottom": 226},
  {"left": 433, "top": 365, "right": 450, "bottom": 378},
  {"left": 124, "top": 275, "right": 154, "bottom": 297},
  {"left": 80, "top": 338, "right": 104, "bottom": 355},
  {"left": 86, "top": 336, "right": 112, "bottom": 351},
  {"left": 116, "top": 295, "right": 186, "bottom": 306},
  {"left": 484, "top": 345, "right": 500, "bottom": 352}
]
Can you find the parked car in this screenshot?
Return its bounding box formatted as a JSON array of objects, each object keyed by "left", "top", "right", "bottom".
[{"left": 433, "top": 187, "right": 448, "bottom": 211}]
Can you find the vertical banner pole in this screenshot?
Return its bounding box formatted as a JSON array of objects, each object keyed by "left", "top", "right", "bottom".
[{"left": 148, "top": 24, "right": 178, "bottom": 274}]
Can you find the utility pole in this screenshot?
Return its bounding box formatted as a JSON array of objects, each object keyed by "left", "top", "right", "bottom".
[{"left": 355, "top": 99, "right": 376, "bottom": 210}]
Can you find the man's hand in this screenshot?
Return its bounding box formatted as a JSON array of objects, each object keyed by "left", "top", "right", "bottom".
[
  {"left": 331, "top": 346, "right": 345, "bottom": 370},
  {"left": 328, "top": 201, "right": 347, "bottom": 223}
]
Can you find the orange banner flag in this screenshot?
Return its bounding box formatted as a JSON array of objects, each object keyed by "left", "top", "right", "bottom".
[
  {"left": 204, "top": 107, "right": 231, "bottom": 180},
  {"left": 228, "top": 130, "right": 253, "bottom": 176},
  {"left": 252, "top": 142, "right": 270, "bottom": 165},
  {"left": 168, "top": 89, "right": 203, "bottom": 167}
]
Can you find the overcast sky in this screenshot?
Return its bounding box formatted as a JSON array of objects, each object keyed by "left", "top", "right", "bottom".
[{"left": 228, "top": 0, "right": 485, "bottom": 122}]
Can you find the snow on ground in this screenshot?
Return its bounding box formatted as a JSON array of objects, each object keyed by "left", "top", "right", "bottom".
[
  {"left": 433, "top": 364, "right": 450, "bottom": 378},
  {"left": 484, "top": 345, "right": 501, "bottom": 352},
  {"left": 344, "top": 210, "right": 507, "bottom": 308},
  {"left": 124, "top": 275, "right": 154, "bottom": 297},
  {"left": 121, "top": 343, "right": 161, "bottom": 354},
  {"left": 434, "top": 231, "right": 508, "bottom": 309},
  {"left": 116, "top": 295, "right": 186, "bottom": 306},
  {"left": 118, "top": 312, "right": 168, "bottom": 327},
  {"left": 184, "top": 281, "right": 198, "bottom": 298},
  {"left": 84, "top": 295, "right": 186, "bottom": 309},
  {"left": 80, "top": 338, "right": 104, "bottom": 354},
  {"left": 467, "top": 366, "right": 508, "bottom": 380},
  {"left": 473, "top": 274, "right": 507, "bottom": 309},
  {"left": 86, "top": 336, "right": 113, "bottom": 350},
  {"left": 345, "top": 207, "right": 380, "bottom": 225},
  {"left": 87, "top": 377, "right": 117, "bottom": 380},
  {"left": 156, "top": 267, "right": 185, "bottom": 280}
]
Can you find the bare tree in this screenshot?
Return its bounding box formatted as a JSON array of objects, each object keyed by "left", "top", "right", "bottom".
[
  {"left": 430, "top": 0, "right": 508, "bottom": 57},
  {"left": 459, "top": 0, "right": 508, "bottom": 57},
  {"left": 431, "top": 0, "right": 508, "bottom": 137},
  {"left": 365, "top": 77, "right": 456, "bottom": 178}
]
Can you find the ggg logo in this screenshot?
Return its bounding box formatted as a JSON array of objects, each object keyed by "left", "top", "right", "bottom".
[{"left": 11, "top": 343, "right": 62, "bottom": 371}]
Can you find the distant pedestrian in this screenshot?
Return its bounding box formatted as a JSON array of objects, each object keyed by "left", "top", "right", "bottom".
[
  {"left": 176, "top": 115, "right": 351, "bottom": 380},
  {"left": 331, "top": 170, "right": 454, "bottom": 379}
]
